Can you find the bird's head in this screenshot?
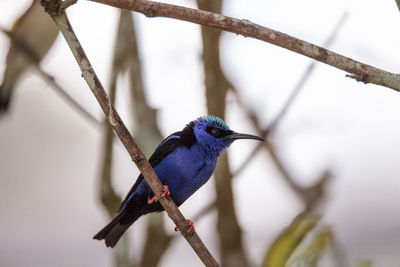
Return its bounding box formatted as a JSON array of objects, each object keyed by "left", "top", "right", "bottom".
[{"left": 190, "top": 115, "right": 264, "bottom": 157}]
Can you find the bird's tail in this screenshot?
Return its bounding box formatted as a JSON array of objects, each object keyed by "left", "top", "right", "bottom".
[{"left": 93, "top": 211, "right": 140, "bottom": 248}]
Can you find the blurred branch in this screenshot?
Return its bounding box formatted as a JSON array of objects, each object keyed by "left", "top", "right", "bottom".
[
  {"left": 0, "top": 0, "right": 59, "bottom": 113},
  {"left": 89, "top": 0, "right": 400, "bottom": 92},
  {"left": 232, "top": 142, "right": 263, "bottom": 177},
  {"left": 41, "top": 2, "right": 218, "bottom": 266},
  {"left": 197, "top": 0, "right": 249, "bottom": 266},
  {"left": 0, "top": 27, "right": 100, "bottom": 126},
  {"left": 97, "top": 9, "right": 135, "bottom": 267},
  {"left": 395, "top": 0, "right": 400, "bottom": 11},
  {"left": 116, "top": 9, "right": 172, "bottom": 266},
  {"left": 234, "top": 89, "right": 332, "bottom": 210},
  {"left": 230, "top": 13, "right": 350, "bottom": 208},
  {"left": 267, "top": 12, "right": 348, "bottom": 133},
  {"left": 60, "top": 0, "right": 78, "bottom": 10},
  {"left": 192, "top": 7, "right": 346, "bottom": 228}
]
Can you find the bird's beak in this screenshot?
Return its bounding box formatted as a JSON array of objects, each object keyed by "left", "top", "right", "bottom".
[{"left": 228, "top": 132, "right": 265, "bottom": 142}]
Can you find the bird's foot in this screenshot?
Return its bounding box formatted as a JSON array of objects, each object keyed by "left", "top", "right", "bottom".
[
  {"left": 147, "top": 185, "right": 170, "bottom": 204},
  {"left": 174, "top": 219, "right": 195, "bottom": 234}
]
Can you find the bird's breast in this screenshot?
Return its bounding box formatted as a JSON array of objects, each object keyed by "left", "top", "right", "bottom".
[{"left": 153, "top": 146, "right": 217, "bottom": 205}]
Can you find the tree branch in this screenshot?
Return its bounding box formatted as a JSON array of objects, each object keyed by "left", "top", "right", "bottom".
[
  {"left": 98, "top": 9, "right": 135, "bottom": 267},
  {"left": 234, "top": 89, "right": 331, "bottom": 209},
  {"left": 89, "top": 0, "right": 400, "bottom": 92},
  {"left": 0, "top": 27, "right": 100, "bottom": 126},
  {"left": 196, "top": 0, "right": 249, "bottom": 265},
  {"left": 267, "top": 12, "right": 348, "bottom": 133},
  {"left": 40, "top": 1, "right": 218, "bottom": 266},
  {"left": 60, "top": 0, "right": 78, "bottom": 10},
  {"left": 118, "top": 9, "right": 172, "bottom": 266}
]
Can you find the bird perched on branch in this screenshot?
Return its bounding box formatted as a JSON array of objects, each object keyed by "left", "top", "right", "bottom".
[{"left": 94, "top": 115, "right": 264, "bottom": 248}]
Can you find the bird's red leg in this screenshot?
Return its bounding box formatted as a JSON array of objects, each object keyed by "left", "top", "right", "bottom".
[
  {"left": 174, "top": 219, "right": 195, "bottom": 234},
  {"left": 186, "top": 219, "right": 195, "bottom": 234},
  {"left": 147, "top": 185, "right": 170, "bottom": 204}
]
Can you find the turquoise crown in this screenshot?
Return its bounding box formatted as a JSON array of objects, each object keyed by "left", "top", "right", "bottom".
[{"left": 202, "top": 115, "right": 229, "bottom": 130}]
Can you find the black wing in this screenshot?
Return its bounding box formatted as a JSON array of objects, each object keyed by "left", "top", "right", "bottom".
[{"left": 117, "top": 125, "right": 196, "bottom": 212}]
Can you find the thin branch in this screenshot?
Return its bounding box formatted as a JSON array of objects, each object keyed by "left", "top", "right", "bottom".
[
  {"left": 89, "top": 0, "right": 400, "bottom": 92},
  {"left": 0, "top": 27, "right": 101, "bottom": 126},
  {"left": 232, "top": 142, "right": 263, "bottom": 177},
  {"left": 267, "top": 12, "right": 349, "bottom": 133},
  {"left": 230, "top": 13, "right": 348, "bottom": 207},
  {"left": 396, "top": 0, "right": 400, "bottom": 11},
  {"left": 234, "top": 89, "right": 331, "bottom": 209},
  {"left": 40, "top": 1, "right": 218, "bottom": 266},
  {"left": 192, "top": 200, "right": 216, "bottom": 222}
]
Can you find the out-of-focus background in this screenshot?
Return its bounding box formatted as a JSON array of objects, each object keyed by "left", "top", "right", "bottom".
[{"left": 0, "top": 0, "right": 400, "bottom": 266}]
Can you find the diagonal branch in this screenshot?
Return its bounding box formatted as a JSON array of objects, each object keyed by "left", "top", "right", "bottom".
[
  {"left": 234, "top": 89, "right": 331, "bottom": 210},
  {"left": 40, "top": 1, "right": 218, "bottom": 266},
  {"left": 0, "top": 27, "right": 100, "bottom": 126},
  {"left": 230, "top": 12, "right": 349, "bottom": 206},
  {"left": 267, "top": 12, "right": 348, "bottom": 133},
  {"left": 89, "top": 0, "right": 400, "bottom": 92}
]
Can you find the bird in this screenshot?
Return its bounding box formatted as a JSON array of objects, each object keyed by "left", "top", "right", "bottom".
[
  {"left": 0, "top": 0, "right": 58, "bottom": 114},
  {"left": 93, "top": 115, "right": 264, "bottom": 248}
]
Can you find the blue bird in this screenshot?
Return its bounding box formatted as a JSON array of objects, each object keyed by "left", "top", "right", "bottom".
[{"left": 93, "top": 115, "right": 264, "bottom": 247}]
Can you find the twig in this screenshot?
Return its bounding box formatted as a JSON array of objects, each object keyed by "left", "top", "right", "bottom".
[
  {"left": 235, "top": 91, "right": 331, "bottom": 209},
  {"left": 396, "top": 0, "right": 400, "bottom": 11},
  {"left": 89, "top": 0, "right": 400, "bottom": 92},
  {"left": 192, "top": 200, "right": 216, "bottom": 222},
  {"left": 267, "top": 12, "right": 349, "bottom": 133},
  {"left": 40, "top": 1, "right": 219, "bottom": 266},
  {"left": 0, "top": 27, "right": 101, "bottom": 126},
  {"left": 232, "top": 142, "right": 263, "bottom": 177}
]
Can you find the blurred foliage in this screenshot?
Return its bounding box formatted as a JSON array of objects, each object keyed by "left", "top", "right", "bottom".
[
  {"left": 262, "top": 212, "right": 320, "bottom": 267},
  {"left": 357, "top": 260, "right": 373, "bottom": 267},
  {"left": 288, "top": 229, "right": 332, "bottom": 267}
]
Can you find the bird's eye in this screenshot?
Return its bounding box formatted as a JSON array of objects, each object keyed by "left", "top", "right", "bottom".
[
  {"left": 206, "top": 126, "right": 232, "bottom": 138},
  {"left": 210, "top": 128, "right": 219, "bottom": 137}
]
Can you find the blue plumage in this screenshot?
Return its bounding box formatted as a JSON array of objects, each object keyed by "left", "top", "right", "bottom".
[{"left": 94, "top": 116, "right": 264, "bottom": 247}]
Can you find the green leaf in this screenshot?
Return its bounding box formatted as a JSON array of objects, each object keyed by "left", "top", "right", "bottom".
[
  {"left": 288, "top": 229, "right": 333, "bottom": 267},
  {"left": 262, "top": 212, "right": 320, "bottom": 267}
]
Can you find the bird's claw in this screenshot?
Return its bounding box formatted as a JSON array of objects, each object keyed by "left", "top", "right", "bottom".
[
  {"left": 147, "top": 185, "right": 170, "bottom": 204},
  {"left": 174, "top": 219, "right": 195, "bottom": 234}
]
